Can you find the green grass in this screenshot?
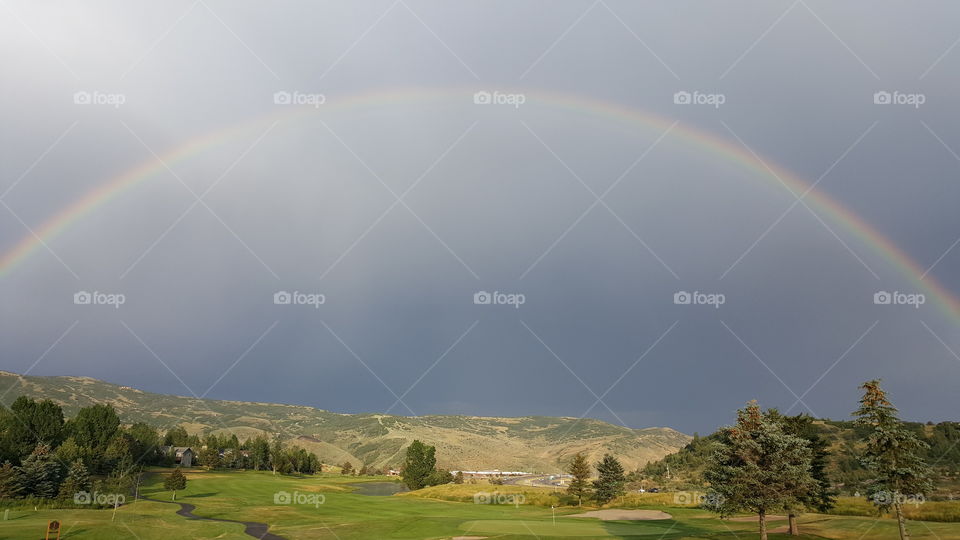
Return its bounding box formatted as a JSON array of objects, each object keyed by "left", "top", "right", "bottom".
[{"left": 3, "top": 469, "right": 960, "bottom": 539}]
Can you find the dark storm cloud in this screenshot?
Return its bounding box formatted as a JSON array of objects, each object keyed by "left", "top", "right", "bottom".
[{"left": 2, "top": 1, "right": 960, "bottom": 435}]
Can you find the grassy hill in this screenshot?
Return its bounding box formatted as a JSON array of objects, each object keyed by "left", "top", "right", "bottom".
[{"left": 0, "top": 371, "right": 689, "bottom": 472}]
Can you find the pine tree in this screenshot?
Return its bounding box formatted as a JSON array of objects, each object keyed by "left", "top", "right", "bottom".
[
  {"left": 704, "top": 401, "right": 815, "bottom": 540},
  {"left": 566, "top": 453, "right": 592, "bottom": 506},
  {"left": 14, "top": 443, "right": 64, "bottom": 499},
  {"left": 853, "top": 380, "right": 932, "bottom": 540},
  {"left": 593, "top": 454, "right": 626, "bottom": 505},
  {"left": 58, "top": 459, "right": 91, "bottom": 502},
  {"left": 163, "top": 466, "right": 187, "bottom": 501},
  {"left": 775, "top": 412, "right": 836, "bottom": 536},
  {"left": 0, "top": 461, "right": 18, "bottom": 499},
  {"left": 454, "top": 470, "right": 464, "bottom": 484},
  {"left": 341, "top": 461, "right": 354, "bottom": 475}
]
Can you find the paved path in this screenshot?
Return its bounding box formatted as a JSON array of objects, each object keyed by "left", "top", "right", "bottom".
[{"left": 141, "top": 495, "right": 286, "bottom": 540}]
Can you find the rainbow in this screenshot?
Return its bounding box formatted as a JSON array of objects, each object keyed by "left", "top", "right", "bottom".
[{"left": 3, "top": 87, "right": 958, "bottom": 322}]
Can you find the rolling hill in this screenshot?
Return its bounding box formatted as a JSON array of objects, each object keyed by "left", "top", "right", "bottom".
[{"left": 0, "top": 371, "right": 689, "bottom": 472}]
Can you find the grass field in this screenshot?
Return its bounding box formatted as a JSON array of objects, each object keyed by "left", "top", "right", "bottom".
[{"left": 2, "top": 469, "right": 960, "bottom": 539}]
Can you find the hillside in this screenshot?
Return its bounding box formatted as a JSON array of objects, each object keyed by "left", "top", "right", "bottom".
[{"left": 0, "top": 371, "right": 689, "bottom": 472}]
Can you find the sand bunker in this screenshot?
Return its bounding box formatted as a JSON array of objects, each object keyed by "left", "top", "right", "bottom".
[{"left": 566, "top": 509, "right": 673, "bottom": 520}]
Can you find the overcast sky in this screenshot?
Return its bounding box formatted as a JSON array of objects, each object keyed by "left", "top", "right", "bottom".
[{"left": 2, "top": 1, "right": 960, "bottom": 435}]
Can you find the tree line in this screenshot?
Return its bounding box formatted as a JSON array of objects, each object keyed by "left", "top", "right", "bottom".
[{"left": 0, "top": 396, "right": 322, "bottom": 506}]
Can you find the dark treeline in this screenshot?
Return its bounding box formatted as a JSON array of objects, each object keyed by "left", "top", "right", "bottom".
[
  {"left": 641, "top": 418, "right": 960, "bottom": 493},
  {"left": 0, "top": 396, "right": 320, "bottom": 506}
]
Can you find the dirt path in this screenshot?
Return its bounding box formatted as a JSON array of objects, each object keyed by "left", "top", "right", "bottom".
[{"left": 141, "top": 495, "right": 286, "bottom": 540}]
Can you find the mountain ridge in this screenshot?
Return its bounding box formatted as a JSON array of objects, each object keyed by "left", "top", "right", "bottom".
[{"left": 0, "top": 371, "right": 689, "bottom": 472}]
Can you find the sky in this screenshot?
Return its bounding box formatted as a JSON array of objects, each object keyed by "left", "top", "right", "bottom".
[{"left": 2, "top": 1, "right": 960, "bottom": 436}]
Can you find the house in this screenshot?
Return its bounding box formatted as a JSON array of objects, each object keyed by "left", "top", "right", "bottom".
[
  {"left": 386, "top": 469, "right": 401, "bottom": 476},
  {"left": 160, "top": 446, "right": 195, "bottom": 467}
]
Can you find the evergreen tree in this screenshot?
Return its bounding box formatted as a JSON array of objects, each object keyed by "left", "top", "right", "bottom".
[
  {"left": 566, "top": 453, "right": 592, "bottom": 506},
  {"left": 14, "top": 443, "right": 64, "bottom": 499},
  {"left": 704, "top": 401, "right": 815, "bottom": 540},
  {"left": 593, "top": 454, "right": 626, "bottom": 505},
  {"left": 163, "top": 467, "right": 187, "bottom": 501},
  {"left": 340, "top": 461, "right": 354, "bottom": 475},
  {"left": 775, "top": 412, "right": 836, "bottom": 535},
  {"left": 0, "top": 461, "right": 18, "bottom": 499},
  {"left": 454, "top": 470, "right": 464, "bottom": 484},
  {"left": 401, "top": 440, "right": 436, "bottom": 490},
  {"left": 853, "top": 380, "right": 932, "bottom": 540},
  {"left": 58, "top": 459, "right": 91, "bottom": 502}
]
